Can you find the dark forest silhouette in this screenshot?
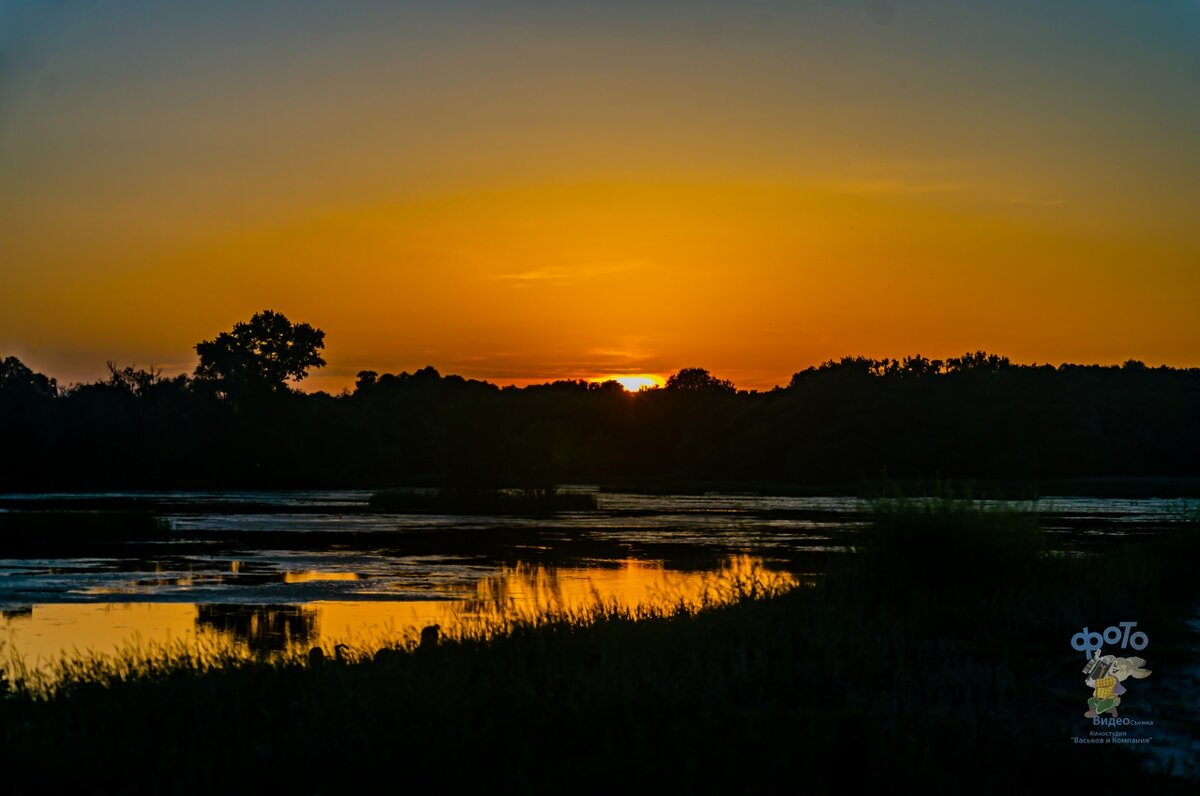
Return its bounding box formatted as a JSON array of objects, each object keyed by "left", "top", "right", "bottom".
[{"left": 2, "top": 310, "right": 1199, "bottom": 490}]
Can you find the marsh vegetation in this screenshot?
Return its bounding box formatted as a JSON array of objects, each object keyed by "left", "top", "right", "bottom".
[{"left": 2, "top": 500, "right": 1196, "bottom": 792}]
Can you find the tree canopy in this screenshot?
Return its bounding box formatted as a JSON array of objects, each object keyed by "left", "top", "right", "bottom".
[
  {"left": 3, "top": 340, "right": 1199, "bottom": 490},
  {"left": 665, "top": 367, "right": 736, "bottom": 393},
  {"left": 193, "top": 311, "right": 326, "bottom": 399},
  {"left": 0, "top": 355, "right": 57, "bottom": 400}
]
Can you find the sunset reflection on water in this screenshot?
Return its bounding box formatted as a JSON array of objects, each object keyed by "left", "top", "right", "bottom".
[{"left": 1, "top": 555, "right": 797, "bottom": 679}]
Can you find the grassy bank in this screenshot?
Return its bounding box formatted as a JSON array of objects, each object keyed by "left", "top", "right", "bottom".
[{"left": 1, "top": 500, "right": 1197, "bottom": 792}]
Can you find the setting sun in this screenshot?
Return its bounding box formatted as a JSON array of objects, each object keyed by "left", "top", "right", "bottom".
[{"left": 594, "top": 374, "right": 664, "bottom": 392}]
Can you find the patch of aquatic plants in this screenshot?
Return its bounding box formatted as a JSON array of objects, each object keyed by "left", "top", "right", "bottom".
[
  {"left": 855, "top": 496, "right": 1045, "bottom": 587},
  {"left": 0, "top": 510, "right": 169, "bottom": 554},
  {"left": 368, "top": 486, "right": 598, "bottom": 515}
]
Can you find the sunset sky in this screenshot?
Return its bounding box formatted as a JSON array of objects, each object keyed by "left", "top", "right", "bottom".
[{"left": 2, "top": 1, "right": 1198, "bottom": 392}]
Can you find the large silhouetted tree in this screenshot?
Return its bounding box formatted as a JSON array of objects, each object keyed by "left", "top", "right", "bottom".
[{"left": 194, "top": 310, "right": 326, "bottom": 400}]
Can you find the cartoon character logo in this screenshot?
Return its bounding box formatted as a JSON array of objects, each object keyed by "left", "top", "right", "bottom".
[{"left": 1082, "top": 650, "right": 1151, "bottom": 718}]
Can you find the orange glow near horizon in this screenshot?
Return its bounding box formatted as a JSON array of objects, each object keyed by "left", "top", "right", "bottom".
[{"left": 2, "top": 4, "right": 1198, "bottom": 389}]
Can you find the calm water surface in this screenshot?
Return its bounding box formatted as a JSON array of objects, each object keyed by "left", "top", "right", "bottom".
[{"left": 0, "top": 489, "right": 1189, "bottom": 675}]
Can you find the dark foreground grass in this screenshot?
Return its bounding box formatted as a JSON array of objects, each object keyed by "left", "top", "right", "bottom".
[{"left": 2, "top": 500, "right": 1197, "bottom": 793}]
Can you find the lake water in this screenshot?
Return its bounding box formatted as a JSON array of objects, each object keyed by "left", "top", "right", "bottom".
[{"left": 0, "top": 490, "right": 1190, "bottom": 677}]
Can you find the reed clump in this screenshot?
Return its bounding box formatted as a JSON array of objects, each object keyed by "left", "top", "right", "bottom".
[{"left": 855, "top": 496, "right": 1045, "bottom": 588}]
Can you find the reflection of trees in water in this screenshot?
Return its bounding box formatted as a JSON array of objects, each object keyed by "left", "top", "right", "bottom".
[{"left": 195, "top": 604, "right": 317, "bottom": 652}]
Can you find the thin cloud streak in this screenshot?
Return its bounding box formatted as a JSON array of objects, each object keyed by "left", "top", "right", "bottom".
[{"left": 492, "top": 261, "right": 643, "bottom": 285}]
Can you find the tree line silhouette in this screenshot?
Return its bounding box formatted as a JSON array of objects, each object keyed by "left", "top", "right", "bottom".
[{"left": 2, "top": 311, "right": 1198, "bottom": 490}]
